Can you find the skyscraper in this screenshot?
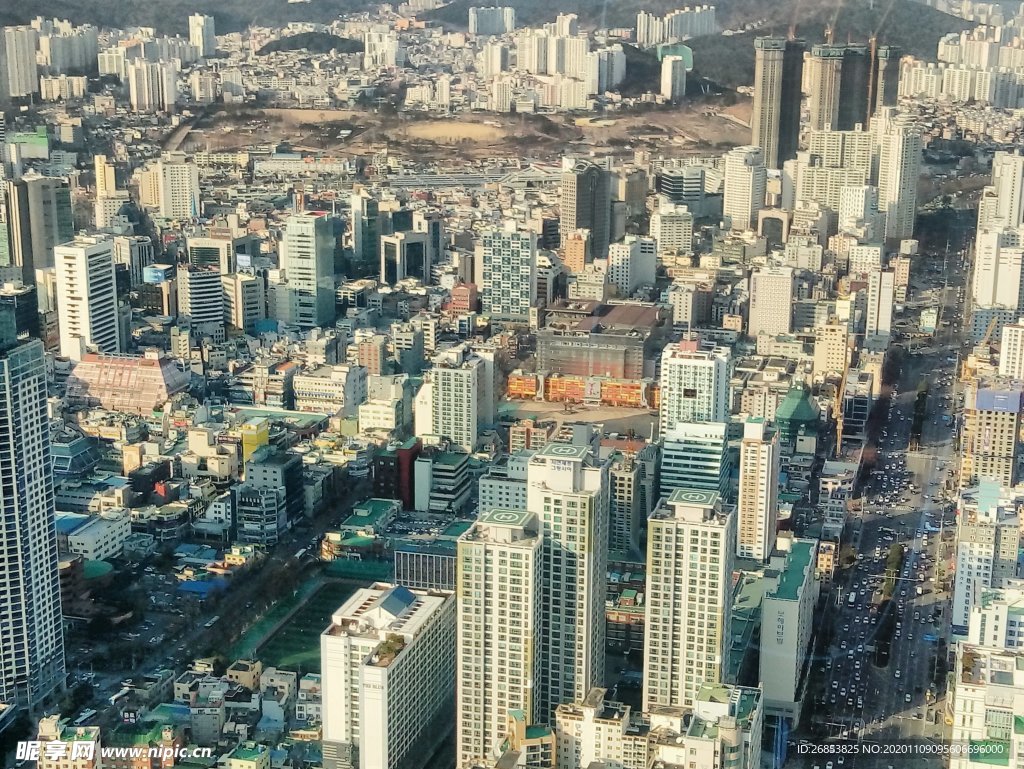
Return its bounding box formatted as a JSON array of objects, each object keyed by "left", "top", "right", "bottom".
[
  {"left": 1, "top": 26, "right": 40, "bottom": 100},
  {"left": 737, "top": 417, "right": 780, "bottom": 562},
  {"left": 481, "top": 224, "right": 537, "bottom": 323},
  {"left": 0, "top": 309, "right": 65, "bottom": 708},
  {"left": 430, "top": 343, "right": 495, "bottom": 453},
  {"left": 643, "top": 489, "right": 735, "bottom": 710},
  {"left": 806, "top": 44, "right": 845, "bottom": 131},
  {"left": 456, "top": 509, "right": 543, "bottom": 767},
  {"left": 279, "top": 212, "right": 336, "bottom": 328},
  {"left": 94, "top": 154, "right": 116, "bottom": 198},
  {"left": 126, "top": 59, "right": 177, "bottom": 113},
  {"left": 837, "top": 44, "right": 870, "bottom": 131},
  {"left": 660, "top": 55, "right": 687, "bottom": 103},
  {"left": 527, "top": 443, "right": 609, "bottom": 718},
  {"left": 5, "top": 173, "right": 74, "bottom": 285},
  {"left": 658, "top": 339, "right": 731, "bottom": 435},
  {"left": 55, "top": 234, "right": 123, "bottom": 359},
  {"left": 865, "top": 268, "right": 896, "bottom": 351},
  {"left": 722, "top": 146, "right": 766, "bottom": 231},
  {"left": 872, "top": 45, "right": 902, "bottom": 116},
  {"left": 874, "top": 107, "right": 922, "bottom": 240},
  {"left": 561, "top": 158, "right": 611, "bottom": 259},
  {"left": 178, "top": 264, "right": 226, "bottom": 341},
  {"left": 751, "top": 37, "right": 805, "bottom": 170},
  {"left": 144, "top": 154, "right": 200, "bottom": 220},
  {"left": 188, "top": 14, "right": 217, "bottom": 57},
  {"left": 350, "top": 190, "right": 380, "bottom": 272}
]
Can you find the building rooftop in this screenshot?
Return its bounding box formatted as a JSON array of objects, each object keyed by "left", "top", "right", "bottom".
[
  {"left": 477, "top": 508, "right": 533, "bottom": 527},
  {"left": 766, "top": 539, "right": 815, "bottom": 602}
]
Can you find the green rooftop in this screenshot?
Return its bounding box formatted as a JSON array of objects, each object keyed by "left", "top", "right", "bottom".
[
  {"left": 342, "top": 498, "right": 398, "bottom": 529},
  {"left": 105, "top": 722, "right": 169, "bottom": 747},
  {"left": 766, "top": 540, "right": 815, "bottom": 602},
  {"left": 968, "top": 740, "right": 1009, "bottom": 766},
  {"left": 1014, "top": 716, "right": 1024, "bottom": 735},
  {"left": 441, "top": 520, "right": 473, "bottom": 539},
  {"left": 230, "top": 743, "right": 268, "bottom": 762},
  {"left": 728, "top": 573, "right": 763, "bottom": 683}
]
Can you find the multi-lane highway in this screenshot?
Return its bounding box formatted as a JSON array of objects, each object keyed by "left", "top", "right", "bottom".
[{"left": 796, "top": 263, "right": 967, "bottom": 768}]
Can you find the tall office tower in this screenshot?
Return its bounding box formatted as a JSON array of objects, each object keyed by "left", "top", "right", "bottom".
[
  {"left": 350, "top": 190, "right": 380, "bottom": 272},
  {"left": 151, "top": 155, "right": 200, "bottom": 220},
  {"left": 561, "top": 158, "right": 611, "bottom": 259},
  {"left": 606, "top": 236, "right": 655, "bottom": 297},
  {"left": 751, "top": 37, "right": 805, "bottom": 170},
  {"left": 320, "top": 584, "right": 456, "bottom": 769},
  {"left": 660, "top": 55, "right": 687, "bottom": 102},
  {"left": 94, "top": 154, "right": 116, "bottom": 198},
  {"left": 661, "top": 422, "right": 730, "bottom": 497},
  {"left": 55, "top": 235, "right": 122, "bottom": 359},
  {"left": 736, "top": 417, "right": 780, "bottom": 562},
  {"left": 722, "top": 146, "right": 766, "bottom": 231},
  {"left": 188, "top": 231, "right": 239, "bottom": 274},
  {"left": 658, "top": 340, "right": 731, "bottom": 435},
  {"left": 960, "top": 384, "right": 1024, "bottom": 487},
  {"left": 126, "top": 59, "right": 177, "bottom": 112},
  {"left": 978, "top": 151, "right": 1024, "bottom": 230},
  {"left": 643, "top": 489, "right": 735, "bottom": 711},
  {"left": 748, "top": 265, "right": 794, "bottom": 338},
  {"left": 650, "top": 199, "right": 694, "bottom": 255},
  {"left": 806, "top": 44, "right": 845, "bottom": 130},
  {"left": 656, "top": 166, "right": 706, "bottom": 215},
  {"left": 113, "top": 235, "right": 154, "bottom": 287},
  {"left": 379, "top": 231, "right": 430, "bottom": 285},
  {"left": 456, "top": 509, "right": 543, "bottom": 767},
  {"left": 872, "top": 45, "right": 901, "bottom": 116},
  {"left": 279, "top": 212, "right": 336, "bottom": 329},
  {"left": 222, "top": 273, "right": 265, "bottom": 334},
  {"left": 0, "top": 282, "right": 39, "bottom": 339},
  {"left": 0, "top": 312, "right": 65, "bottom": 708},
  {"left": 971, "top": 228, "right": 1024, "bottom": 313},
  {"left": 177, "top": 265, "right": 225, "bottom": 341},
  {"left": 527, "top": 443, "right": 609, "bottom": 718},
  {"left": 865, "top": 269, "right": 896, "bottom": 351},
  {"left": 188, "top": 14, "right": 216, "bottom": 57},
  {"left": 813, "top": 323, "right": 849, "bottom": 378},
  {"left": 998, "top": 319, "right": 1024, "bottom": 379},
  {"left": 875, "top": 108, "right": 922, "bottom": 240},
  {"left": 608, "top": 445, "right": 658, "bottom": 553},
  {"left": 468, "top": 6, "right": 516, "bottom": 35},
  {"left": 1, "top": 26, "right": 40, "bottom": 99},
  {"left": 481, "top": 224, "right": 537, "bottom": 323},
  {"left": 413, "top": 209, "right": 445, "bottom": 277},
  {"left": 837, "top": 45, "right": 870, "bottom": 130},
  {"left": 4, "top": 173, "right": 74, "bottom": 284}
]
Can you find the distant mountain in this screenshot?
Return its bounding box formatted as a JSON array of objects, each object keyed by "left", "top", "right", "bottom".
[
  {"left": 0, "top": 0, "right": 361, "bottom": 35},
  {"left": 257, "top": 32, "right": 363, "bottom": 56}
]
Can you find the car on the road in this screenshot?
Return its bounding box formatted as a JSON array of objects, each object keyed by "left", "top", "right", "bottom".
[
  {"left": 905, "top": 694, "right": 912, "bottom": 703},
  {"left": 895, "top": 669, "right": 901, "bottom": 679}
]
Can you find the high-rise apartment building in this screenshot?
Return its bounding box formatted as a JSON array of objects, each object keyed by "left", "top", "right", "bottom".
[
  {"left": 0, "top": 312, "right": 65, "bottom": 708},
  {"left": 143, "top": 154, "right": 200, "bottom": 220},
  {"left": 736, "top": 417, "right": 780, "bottom": 562},
  {"left": 875, "top": 107, "right": 922, "bottom": 240},
  {"left": 658, "top": 339, "right": 731, "bottom": 435},
  {"left": 748, "top": 265, "right": 794, "bottom": 338},
  {"left": 813, "top": 323, "right": 849, "bottom": 377},
  {"left": 320, "top": 583, "right": 456, "bottom": 769},
  {"left": 279, "top": 212, "right": 336, "bottom": 328},
  {"left": 94, "top": 154, "right": 116, "bottom": 198},
  {"left": 527, "top": 443, "right": 609, "bottom": 717},
  {"left": 4, "top": 173, "right": 74, "bottom": 284},
  {"left": 188, "top": 14, "right": 217, "bottom": 57},
  {"left": 481, "top": 224, "right": 537, "bottom": 323},
  {"left": 978, "top": 151, "right": 1024, "bottom": 231},
  {"left": 561, "top": 158, "right": 611, "bottom": 259},
  {"left": 872, "top": 45, "right": 902, "bottom": 116},
  {"left": 722, "top": 146, "right": 766, "bottom": 231},
  {"left": 456, "top": 509, "right": 543, "bottom": 767},
  {"left": 650, "top": 199, "right": 694, "bottom": 255},
  {"left": 126, "top": 59, "right": 177, "bottom": 113},
  {"left": 55, "top": 235, "right": 123, "bottom": 360},
  {"left": 998, "top": 319, "right": 1024, "bottom": 379},
  {"left": 430, "top": 343, "right": 495, "bottom": 453},
  {"left": 806, "top": 44, "right": 845, "bottom": 131},
  {"left": 468, "top": 6, "right": 516, "bottom": 35},
  {"left": 1, "top": 26, "right": 40, "bottom": 100},
  {"left": 660, "top": 55, "right": 687, "bottom": 102},
  {"left": 644, "top": 489, "right": 735, "bottom": 710},
  {"left": 751, "top": 37, "right": 805, "bottom": 169}
]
